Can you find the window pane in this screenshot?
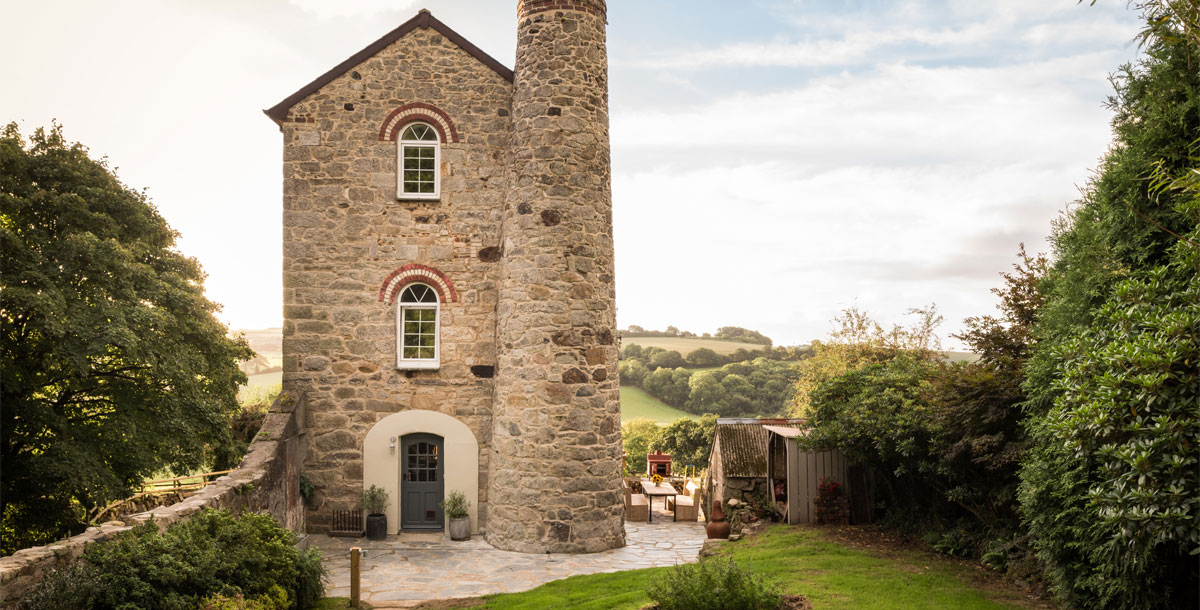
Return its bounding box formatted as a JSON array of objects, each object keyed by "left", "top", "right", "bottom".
[
  {"left": 419, "top": 335, "right": 435, "bottom": 348},
  {"left": 418, "top": 147, "right": 433, "bottom": 158},
  {"left": 403, "top": 346, "right": 419, "bottom": 358},
  {"left": 404, "top": 158, "right": 420, "bottom": 170},
  {"left": 419, "top": 347, "right": 435, "bottom": 358}
]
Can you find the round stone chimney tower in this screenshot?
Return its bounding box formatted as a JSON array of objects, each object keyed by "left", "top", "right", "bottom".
[{"left": 487, "top": 0, "right": 624, "bottom": 553}]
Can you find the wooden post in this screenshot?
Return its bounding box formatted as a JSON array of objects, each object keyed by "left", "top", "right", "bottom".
[{"left": 350, "top": 547, "right": 361, "bottom": 608}]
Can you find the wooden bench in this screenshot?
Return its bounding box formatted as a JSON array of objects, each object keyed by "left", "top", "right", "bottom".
[
  {"left": 624, "top": 483, "right": 649, "bottom": 522},
  {"left": 668, "top": 480, "right": 699, "bottom": 522}
]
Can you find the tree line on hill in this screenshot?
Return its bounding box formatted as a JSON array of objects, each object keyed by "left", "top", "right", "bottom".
[
  {"left": 621, "top": 325, "right": 774, "bottom": 345},
  {"left": 794, "top": 10, "right": 1197, "bottom": 608},
  {"left": 619, "top": 342, "right": 808, "bottom": 417}
]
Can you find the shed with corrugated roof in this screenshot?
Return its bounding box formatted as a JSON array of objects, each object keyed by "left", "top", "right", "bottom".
[{"left": 705, "top": 418, "right": 806, "bottom": 512}]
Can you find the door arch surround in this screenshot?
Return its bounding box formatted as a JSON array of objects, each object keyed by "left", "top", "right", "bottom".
[{"left": 363, "top": 410, "right": 479, "bottom": 535}]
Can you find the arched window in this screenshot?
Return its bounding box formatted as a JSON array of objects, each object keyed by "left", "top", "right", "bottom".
[
  {"left": 396, "top": 283, "right": 440, "bottom": 369},
  {"left": 397, "top": 122, "right": 440, "bottom": 200}
]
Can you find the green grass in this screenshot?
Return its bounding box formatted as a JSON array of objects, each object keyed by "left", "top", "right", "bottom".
[
  {"left": 621, "top": 336, "right": 770, "bottom": 356},
  {"left": 620, "top": 386, "right": 697, "bottom": 424},
  {"left": 466, "top": 525, "right": 1032, "bottom": 610},
  {"left": 313, "top": 598, "right": 373, "bottom": 609}
]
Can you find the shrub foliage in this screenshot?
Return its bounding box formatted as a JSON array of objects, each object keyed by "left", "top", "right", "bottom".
[
  {"left": 647, "top": 557, "right": 781, "bottom": 610},
  {"left": 19, "top": 509, "right": 325, "bottom": 610}
]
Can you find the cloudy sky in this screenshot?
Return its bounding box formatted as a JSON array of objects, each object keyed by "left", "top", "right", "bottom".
[{"left": 0, "top": 1, "right": 1144, "bottom": 347}]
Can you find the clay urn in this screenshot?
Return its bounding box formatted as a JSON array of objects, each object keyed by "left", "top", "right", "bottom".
[{"left": 706, "top": 499, "right": 731, "bottom": 539}]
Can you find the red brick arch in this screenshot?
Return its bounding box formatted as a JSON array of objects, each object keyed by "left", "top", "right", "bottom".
[
  {"left": 378, "top": 264, "right": 458, "bottom": 304},
  {"left": 378, "top": 103, "right": 459, "bottom": 143}
]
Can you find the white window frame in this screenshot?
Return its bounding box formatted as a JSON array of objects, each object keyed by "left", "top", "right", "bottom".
[
  {"left": 396, "top": 122, "right": 441, "bottom": 201},
  {"left": 395, "top": 283, "right": 441, "bottom": 370}
]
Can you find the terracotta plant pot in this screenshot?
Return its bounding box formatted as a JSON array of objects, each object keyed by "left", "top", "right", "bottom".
[
  {"left": 365, "top": 513, "right": 387, "bottom": 540},
  {"left": 706, "top": 500, "right": 730, "bottom": 539},
  {"left": 448, "top": 516, "right": 470, "bottom": 541}
]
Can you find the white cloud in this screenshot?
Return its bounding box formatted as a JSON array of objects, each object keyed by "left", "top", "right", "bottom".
[
  {"left": 287, "top": 0, "right": 421, "bottom": 20},
  {"left": 610, "top": 48, "right": 1124, "bottom": 346}
]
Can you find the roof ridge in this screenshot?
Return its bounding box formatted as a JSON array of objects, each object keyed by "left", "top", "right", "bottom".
[{"left": 264, "top": 10, "right": 514, "bottom": 124}]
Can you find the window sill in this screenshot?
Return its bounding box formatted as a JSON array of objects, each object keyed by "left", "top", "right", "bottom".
[
  {"left": 396, "top": 194, "right": 441, "bottom": 202},
  {"left": 397, "top": 360, "right": 441, "bottom": 371}
]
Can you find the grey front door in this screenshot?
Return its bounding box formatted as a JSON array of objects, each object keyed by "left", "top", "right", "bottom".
[{"left": 400, "top": 433, "right": 444, "bottom": 530}]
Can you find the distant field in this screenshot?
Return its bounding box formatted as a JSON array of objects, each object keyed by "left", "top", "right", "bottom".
[
  {"left": 620, "top": 386, "right": 697, "bottom": 425},
  {"left": 620, "top": 336, "right": 772, "bottom": 356},
  {"left": 238, "top": 371, "right": 281, "bottom": 401},
  {"left": 943, "top": 351, "right": 979, "bottom": 363}
]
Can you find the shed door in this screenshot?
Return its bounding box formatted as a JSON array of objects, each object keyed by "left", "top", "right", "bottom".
[{"left": 400, "top": 433, "right": 444, "bottom": 530}]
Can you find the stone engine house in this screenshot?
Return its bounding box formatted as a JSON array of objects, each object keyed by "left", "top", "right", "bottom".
[{"left": 266, "top": 1, "right": 623, "bottom": 553}]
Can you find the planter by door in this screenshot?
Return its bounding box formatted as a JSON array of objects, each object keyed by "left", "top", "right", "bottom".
[
  {"left": 401, "top": 433, "right": 445, "bottom": 530},
  {"left": 448, "top": 516, "right": 470, "bottom": 541},
  {"left": 365, "top": 513, "right": 387, "bottom": 540}
]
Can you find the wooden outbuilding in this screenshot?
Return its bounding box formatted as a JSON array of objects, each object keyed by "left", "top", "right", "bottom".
[{"left": 764, "top": 425, "right": 872, "bottom": 524}]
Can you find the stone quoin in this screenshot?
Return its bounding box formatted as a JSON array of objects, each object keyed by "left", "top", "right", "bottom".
[{"left": 266, "top": 0, "right": 623, "bottom": 553}]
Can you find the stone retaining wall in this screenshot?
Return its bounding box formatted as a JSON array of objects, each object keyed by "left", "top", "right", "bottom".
[{"left": 0, "top": 391, "right": 307, "bottom": 609}]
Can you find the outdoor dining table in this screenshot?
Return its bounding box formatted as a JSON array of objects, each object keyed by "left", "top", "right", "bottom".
[{"left": 639, "top": 479, "right": 678, "bottom": 522}]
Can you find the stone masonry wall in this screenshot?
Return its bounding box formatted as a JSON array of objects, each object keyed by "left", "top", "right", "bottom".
[
  {"left": 488, "top": 0, "right": 625, "bottom": 553},
  {"left": 0, "top": 391, "right": 306, "bottom": 609},
  {"left": 281, "top": 24, "right": 512, "bottom": 532}
]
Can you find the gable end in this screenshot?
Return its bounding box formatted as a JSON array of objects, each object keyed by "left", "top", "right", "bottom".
[{"left": 263, "top": 9, "right": 514, "bottom": 125}]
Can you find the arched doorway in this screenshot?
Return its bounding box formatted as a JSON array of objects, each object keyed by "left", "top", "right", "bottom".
[{"left": 363, "top": 410, "right": 479, "bottom": 535}]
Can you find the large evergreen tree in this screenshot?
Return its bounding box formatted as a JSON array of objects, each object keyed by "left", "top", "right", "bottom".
[
  {"left": 1018, "top": 5, "right": 1199, "bottom": 607},
  {"left": 0, "top": 124, "right": 252, "bottom": 554}
]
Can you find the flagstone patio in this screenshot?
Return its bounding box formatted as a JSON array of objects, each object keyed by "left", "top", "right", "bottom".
[{"left": 315, "top": 505, "right": 707, "bottom": 608}]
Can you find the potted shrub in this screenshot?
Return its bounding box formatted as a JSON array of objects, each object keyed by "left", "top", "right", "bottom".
[
  {"left": 441, "top": 491, "right": 471, "bottom": 541},
  {"left": 361, "top": 484, "right": 389, "bottom": 540}
]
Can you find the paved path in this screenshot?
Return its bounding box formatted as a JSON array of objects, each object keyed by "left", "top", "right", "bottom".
[{"left": 315, "top": 505, "right": 706, "bottom": 607}]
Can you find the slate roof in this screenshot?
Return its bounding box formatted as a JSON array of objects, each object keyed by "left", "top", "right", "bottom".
[
  {"left": 713, "top": 419, "right": 806, "bottom": 478},
  {"left": 264, "top": 9, "right": 514, "bottom": 124}
]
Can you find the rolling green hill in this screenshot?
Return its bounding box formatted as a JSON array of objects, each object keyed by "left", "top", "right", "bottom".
[{"left": 619, "top": 386, "right": 697, "bottom": 425}]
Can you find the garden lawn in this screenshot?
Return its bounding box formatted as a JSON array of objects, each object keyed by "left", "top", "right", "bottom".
[
  {"left": 459, "top": 525, "right": 1037, "bottom": 610},
  {"left": 620, "top": 386, "right": 698, "bottom": 424}
]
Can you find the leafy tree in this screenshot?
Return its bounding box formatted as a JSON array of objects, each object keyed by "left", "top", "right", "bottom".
[
  {"left": 790, "top": 306, "right": 942, "bottom": 416},
  {"left": 618, "top": 358, "right": 649, "bottom": 386},
  {"left": 649, "top": 349, "right": 687, "bottom": 370},
  {"left": 0, "top": 124, "right": 252, "bottom": 553},
  {"left": 803, "top": 356, "right": 939, "bottom": 507},
  {"left": 686, "top": 371, "right": 728, "bottom": 414},
  {"left": 620, "top": 342, "right": 644, "bottom": 360},
  {"left": 1018, "top": 7, "right": 1199, "bottom": 607},
  {"left": 653, "top": 415, "right": 718, "bottom": 470},
  {"left": 1021, "top": 267, "right": 1197, "bottom": 610},
  {"left": 642, "top": 367, "right": 692, "bottom": 406},
  {"left": 626, "top": 324, "right": 645, "bottom": 333},
  {"left": 684, "top": 347, "right": 728, "bottom": 367},
  {"left": 714, "top": 326, "right": 773, "bottom": 345},
  {"left": 621, "top": 418, "right": 661, "bottom": 475}
]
